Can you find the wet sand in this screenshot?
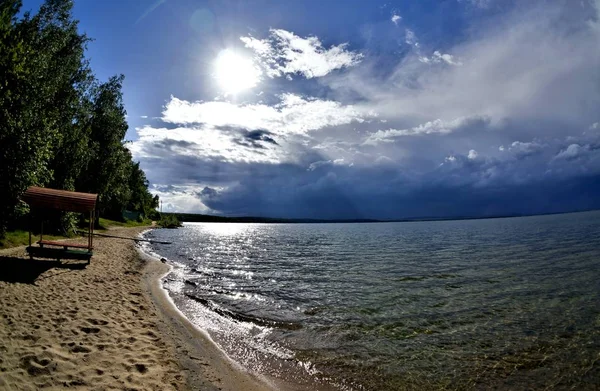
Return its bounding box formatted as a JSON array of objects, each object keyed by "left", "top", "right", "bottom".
[{"left": 0, "top": 227, "right": 277, "bottom": 391}]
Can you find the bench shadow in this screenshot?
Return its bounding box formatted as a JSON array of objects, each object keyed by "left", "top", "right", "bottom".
[{"left": 0, "top": 256, "right": 87, "bottom": 284}]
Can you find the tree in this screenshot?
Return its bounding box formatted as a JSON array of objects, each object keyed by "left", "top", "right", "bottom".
[
  {"left": 0, "top": 0, "right": 158, "bottom": 237},
  {"left": 77, "top": 75, "right": 131, "bottom": 221},
  {"left": 0, "top": 0, "right": 56, "bottom": 234},
  {"left": 127, "top": 160, "right": 159, "bottom": 218}
]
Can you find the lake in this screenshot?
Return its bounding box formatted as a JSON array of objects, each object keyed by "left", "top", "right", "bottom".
[{"left": 142, "top": 211, "right": 600, "bottom": 390}]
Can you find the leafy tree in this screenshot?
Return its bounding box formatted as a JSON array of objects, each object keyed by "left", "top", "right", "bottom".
[
  {"left": 0, "top": 0, "right": 159, "bottom": 237},
  {"left": 132, "top": 161, "right": 160, "bottom": 219},
  {"left": 0, "top": 0, "right": 56, "bottom": 234},
  {"left": 77, "top": 75, "right": 132, "bottom": 222}
]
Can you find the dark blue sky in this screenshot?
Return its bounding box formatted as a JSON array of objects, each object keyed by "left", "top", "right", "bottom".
[{"left": 22, "top": 0, "right": 600, "bottom": 218}]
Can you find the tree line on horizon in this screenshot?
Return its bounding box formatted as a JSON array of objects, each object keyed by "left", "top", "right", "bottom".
[{"left": 0, "top": 0, "right": 158, "bottom": 237}]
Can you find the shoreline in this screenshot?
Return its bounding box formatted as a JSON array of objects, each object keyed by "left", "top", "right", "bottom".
[
  {"left": 0, "top": 226, "right": 187, "bottom": 390},
  {"left": 138, "top": 248, "right": 279, "bottom": 391},
  {"left": 0, "top": 227, "right": 276, "bottom": 390},
  {"left": 138, "top": 231, "right": 339, "bottom": 391},
  {"left": 0, "top": 226, "right": 311, "bottom": 391}
]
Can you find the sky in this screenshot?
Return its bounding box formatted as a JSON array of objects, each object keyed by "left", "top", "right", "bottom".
[{"left": 22, "top": 0, "right": 600, "bottom": 219}]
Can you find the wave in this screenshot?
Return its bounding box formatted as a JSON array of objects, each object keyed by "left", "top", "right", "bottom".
[{"left": 183, "top": 293, "right": 302, "bottom": 330}]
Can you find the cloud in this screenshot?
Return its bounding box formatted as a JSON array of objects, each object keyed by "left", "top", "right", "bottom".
[
  {"left": 199, "top": 186, "right": 218, "bottom": 198},
  {"left": 241, "top": 29, "right": 363, "bottom": 79},
  {"left": 363, "top": 115, "right": 490, "bottom": 145},
  {"left": 419, "top": 51, "right": 462, "bottom": 66},
  {"left": 136, "top": 0, "right": 167, "bottom": 24},
  {"left": 458, "top": 0, "right": 491, "bottom": 9},
  {"left": 329, "top": 2, "right": 600, "bottom": 132},
  {"left": 307, "top": 158, "right": 348, "bottom": 171},
  {"left": 149, "top": 184, "right": 213, "bottom": 214},
  {"left": 133, "top": 1, "right": 600, "bottom": 219},
  {"left": 161, "top": 94, "right": 369, "bottom": 136},
  {"left": 554, "top": 144, "right": 584, "bottom": 160},
  {"left": 404, "top": 29, "right": 419, "bottom": 47},
  {"left": 391, "top": 14, "right": 402, "bottom": 25},
  {"left": 506, "top": 141, "right": 544, "bottom": 158},
  {"left": 129, "top": 125, "right": 286, "bottom": 164},
  {"left": 233, "top": 129, "right": 279, "bottom": 149}
]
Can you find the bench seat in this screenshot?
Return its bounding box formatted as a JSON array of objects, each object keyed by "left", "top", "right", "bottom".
[
  {"left": 27, "top": 246, "right": 93, "bottom": 262},
  {"left": 38, "top": 240, "right": 92, "bottom": 250}
]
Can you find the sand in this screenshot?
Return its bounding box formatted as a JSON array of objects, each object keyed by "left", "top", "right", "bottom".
[{"left": 0, "top": 227, "right": 276, "bottom": 391}]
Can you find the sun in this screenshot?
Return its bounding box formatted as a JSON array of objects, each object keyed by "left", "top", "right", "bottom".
[{"left": 213, "top": 50, "right": 261, "bottom": 95}]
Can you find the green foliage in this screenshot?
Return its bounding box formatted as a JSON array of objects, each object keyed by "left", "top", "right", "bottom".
[
  {"left": 96, "top": 217, "right": 152, "bottom": 230},
  {"left": 157, "top": 214, "right": 182, "bottom": 229},
  {"left": 147, "top": 208, "right": 161, "bottom": 221},
  {"left": 0, "top": 0, "right": 159, "bottom": 238}
]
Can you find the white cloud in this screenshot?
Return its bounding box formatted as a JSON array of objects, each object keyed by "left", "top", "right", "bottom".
[
  {"left": 554, "top": 144, "right": 584, "bottom": 160},
  {"left": 468, "top": 149, "right": 478, "bottom": 159},
  {"left": 391, "top": 14, "right": 402, "bottom": 25},
  {"left": 307, "top": 158, "right": 349, "bottom": 171},
  {"left": 129, "top": 125, "right": 286, "bottom": 164},
  {"left": 363, "top": 115, "right": 490, "bottom": 145},
  {"left": 329, "top": 2, "right": 600, "bottom": 132},
  {"left": 458, "top": 0, "right": 491, "bottom": 8},
  {"left": 419, "top": 51, "right": 462, "bottom": 66},
  {"left": 161, "top": 94, "right": 368, "bottom": 136},
  {"left": 405, "top": 29, "right": 419, "bottom": 47},
  {"left": 241, "top": 29, "right": 363, "bottom": 79},
  {"left": 307, "top": 160, "right": 330, "bottom": 171},
  {"left": 140, "top": 115, "right": 148, "bottom": 119},
  {"left": 508, "top": 141, "right": 543, "bottom": 157},
  {"left": 150, "top": 185, "right": 213, "bottom": 213}
]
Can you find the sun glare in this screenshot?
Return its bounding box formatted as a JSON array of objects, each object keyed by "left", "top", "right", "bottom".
[{"left": 213, "top": 50, "right": 261, "bottom": 95}]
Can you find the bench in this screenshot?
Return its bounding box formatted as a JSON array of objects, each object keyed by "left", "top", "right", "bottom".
[
  {"left": 26, "top": 246, "right": 93, "bottom": 263},
  {"left": 38, "top": 240, "right": 93, "bottom": 251}
]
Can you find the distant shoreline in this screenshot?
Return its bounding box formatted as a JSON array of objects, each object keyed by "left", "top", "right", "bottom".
[{"left": 163, "top": 208, "right": 600, "bottom": 225}]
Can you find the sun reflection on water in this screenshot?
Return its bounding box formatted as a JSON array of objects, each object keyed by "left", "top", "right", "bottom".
[{"left": 200, "top": 222, "right": 254, "bottom": 237}]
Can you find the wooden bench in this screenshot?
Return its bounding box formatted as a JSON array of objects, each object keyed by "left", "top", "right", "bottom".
[
  {"left": 26, "top": 246, "right": 93, "bottom": 263},
  {"left": 37, "top": 239, "right": 93, "bottom": 250}
]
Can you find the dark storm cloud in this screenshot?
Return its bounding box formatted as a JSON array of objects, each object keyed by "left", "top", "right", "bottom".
[
  {"left": 131, "top": 0, "right": 600, "bottom": 217},
  {"left": 232, "top": 129, "right": 279, "bottom": 149}
]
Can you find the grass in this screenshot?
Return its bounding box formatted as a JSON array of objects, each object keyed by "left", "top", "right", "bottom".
[
  {"left": 0, "top": 230, "right": 71, "bottom": 250},
  {"left": 0, "top": 217, "right": 153, "bottom": 250},
  {"left": 97, "top": 217, "right": 153, "bottom": 230}
]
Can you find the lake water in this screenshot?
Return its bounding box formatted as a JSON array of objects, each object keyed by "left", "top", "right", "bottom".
[{"left": 141, "top": 211, "right": 600, "bottom": 390}]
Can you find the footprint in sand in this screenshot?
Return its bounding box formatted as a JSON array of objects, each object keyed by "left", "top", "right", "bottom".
[
  {"left": 86, "top": 318, "right": 109, "bottom": 326},
  {"left": 70, "top": 345, "right": 92, "bottom": 353},
  {"left": 19, "top": 354, "right": 56, "bottom": 376},
  {"left": 80, "top": 326, "right": 101, "bottom": 334},
  {"left": 134, "top": 363, "right": 148, "bottom": 374},
  {"left": 142, "top": 330, "right": 158, "bottom": 339}
]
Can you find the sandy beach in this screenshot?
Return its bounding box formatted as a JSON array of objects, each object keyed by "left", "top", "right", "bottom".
[{"left": 0, "top": 227, "right": 276, "bottom": 391}]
